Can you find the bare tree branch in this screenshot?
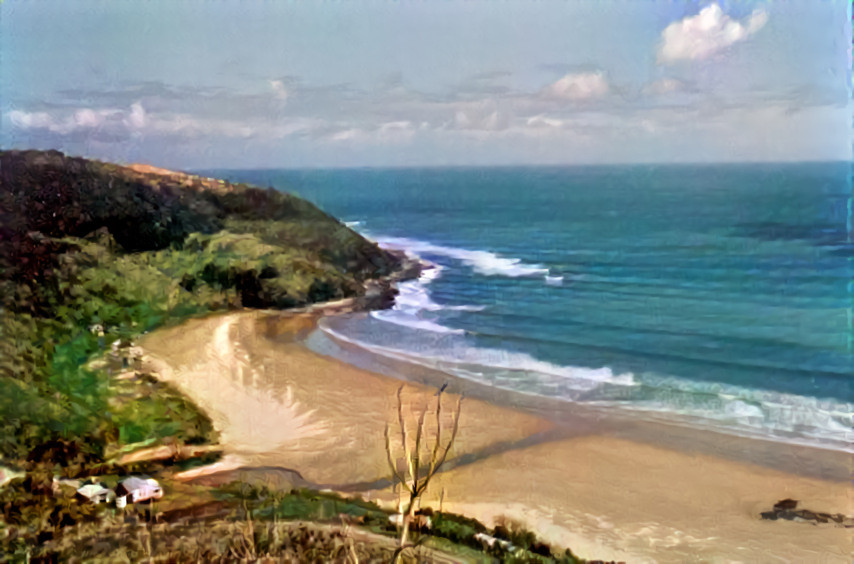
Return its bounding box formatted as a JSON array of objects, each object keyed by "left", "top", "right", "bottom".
[
  {"left": 385, "top": 384, "right": 463, "bottom": 562},
  {"left": 395, "top": 387, "right": 416, "bottom": 487},
  {"left": 430, "top": 388, "right": 444, "bottom": 472},
  {"left": 428, "top": 394, "right": 462, "bottom": 482},
  {"left": 384, "top": 423, "right": 407, "bottom": 485},
  {"left": 412, "top": 408, "right": 427, "bottom": 488}
]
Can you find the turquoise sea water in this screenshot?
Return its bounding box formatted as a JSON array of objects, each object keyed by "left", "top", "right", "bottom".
[{"left": 206, "top": 164, "right": 854, "bottom": 452}]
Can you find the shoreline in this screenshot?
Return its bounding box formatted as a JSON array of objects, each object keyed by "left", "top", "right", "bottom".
[
  {"left": 308, "top": 314, "right": 852, "bottom": 482},
  {"left": 139, "top": 309, "right": 853, "bottom": 562}
]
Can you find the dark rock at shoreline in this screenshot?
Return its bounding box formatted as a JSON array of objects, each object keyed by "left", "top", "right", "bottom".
[
  {"left": 761, "top": 499, "right": 854, "bottom": 527},
  {"left": 358, "top": 279, "right": 399, "bottom": 311},
  {"left": 773, "top": 498, "right": 798, "bottom": 511},
  {"left": 384, "top": 249, "right": 425, "bottom": 281},
  {"left": 351, "top": 248, "right": 429, "bottom": 311}
]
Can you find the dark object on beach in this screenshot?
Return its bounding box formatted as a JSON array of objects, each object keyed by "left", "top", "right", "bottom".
[
  {"left": 760, "top": 499, "right": 854, "bottom": 527},
  {"left": 773, "top": 498, "right": 798, "bottom": 511}
]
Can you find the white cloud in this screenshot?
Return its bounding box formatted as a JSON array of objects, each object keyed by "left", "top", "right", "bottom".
[
  {"left": 526, "top": 114, "right": 567, "bottom": 129},
  {"left": 10, "top": 107, "right": 123, "bottom": 134},
  {"left": 658, "top": 3, "right": 768, "bottom": 63},
  {"left": 453, "top": 108, "right": 506, "bottom": 131},
  {"left": 7, "top": 102, "right": 318, "bottom": 142},
  {"left": 269, "top": 80, "right": 289, "bottom": 102},
  {"left": 542, "top": 71, "right": 609, "bottom": 101},
  {"left": 148, "top": 114, "right": 255, "bottom": 138},
  {"left": 328, "top": 121, "right": 416, "bottom": 144},
  {"left": 330, "top": 128, "right": 359, "bottom": 142},
  {"left": 378, "top": 120, "right": 412, "bottom": 133},
  {"left": 125, "top": 102, "right": 147, "bottom": 129},
  {"left": 71, "top": 109, "right": 104, "bottom": 129},
  {"left": 9, "top": 110, "right": 55, "bottom": 130},
  {"left": 10, "top": 104, "right": 148, "bottom": 135},
  {"left": 147, "top": 114, "right": 326, "bottom": 140},
  {"left": 378, "top": 120, "right": 415, "bottom": 142},
  {"left": 8, "top": 62, "right": 845, "bottom": 166},
  {"left": 521, "top": 111, "right": 636, "bottom": 137}
]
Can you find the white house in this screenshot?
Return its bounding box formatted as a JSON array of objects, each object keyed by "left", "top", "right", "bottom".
[
  {"left": 115, "top": 476, "right": 163, "bottom": 507},
  {"left": 76, "top": 483, "right": 115, "bottom": 504}
]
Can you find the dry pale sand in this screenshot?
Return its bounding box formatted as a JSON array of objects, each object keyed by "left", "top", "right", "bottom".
[
  {"left": 127, "top": 163, "right": 181, "bottom": 176},
  {"left": 140, "top": 311, "right": 853, "bottom": 562}
]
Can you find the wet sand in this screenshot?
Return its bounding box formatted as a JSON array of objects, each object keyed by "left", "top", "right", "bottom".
[{"left": 139, "top": 310, "right": 853, "bottom": 562}]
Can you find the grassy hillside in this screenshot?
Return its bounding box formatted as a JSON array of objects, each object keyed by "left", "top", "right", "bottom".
[
  {"left": 0, "top": 149, "right": 401, "bottom": 464},
  {"left": 0, "top": 151, "right": 597, "bottom": 562},
  {"left": 1, "top": 478, "right": 584, "bottom": 562}
]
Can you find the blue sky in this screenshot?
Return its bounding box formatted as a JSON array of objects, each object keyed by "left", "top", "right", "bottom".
[{"left": 1, "top": 1, "right": 850, "bottom": 168}]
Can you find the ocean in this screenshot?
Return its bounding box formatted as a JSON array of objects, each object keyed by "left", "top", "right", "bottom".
[{"left": 205, "top": 163, "right": 854, "bottom": 453}]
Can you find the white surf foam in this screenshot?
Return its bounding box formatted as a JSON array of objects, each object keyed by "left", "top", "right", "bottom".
[
  {"left": 391, "top": 277, "right": 445, "bottom": 312},
  {"left": 316, "top": 318, "right": 853, "bottom": 453},
  {"left": 360, "top": 235, "right": 489, "bottom": 335},
  {"left": 353, "top": 233, "right": 633, "bottom": 389},
  {"left": 592, "top": 377, "right": 854, "bottom": 453},
  {"left": 375, "top": 235, "right": 549, "bottom": 278},
  {"left": 319, "top": 319, "right": 636, "bottom": 391},
  {"left": 335, "top": 230, "right": 854, "bottom": 453},
  {"left": 370, "top": 258, "right": 471, "bottom": 334},
  {"left": 370, "top": 310, "right": 465, "bottom": 335}
]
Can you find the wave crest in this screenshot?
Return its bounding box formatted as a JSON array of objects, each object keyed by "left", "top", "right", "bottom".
[{"left": 376, "top": 236, "right": 549, "bottom": 278}]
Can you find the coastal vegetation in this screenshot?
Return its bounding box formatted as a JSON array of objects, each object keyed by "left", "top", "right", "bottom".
[
  {"left": 0, "top": 149, "right": 400, "bottom": 464},
  {"left": 0, "top": 149, "right": 401, "bottom": 557},
  {"left": 0, "top": 150, "right": 596, "bottom": 561},
  {"left": 2, "top": 477, "right": 584, "bottom": 562}
]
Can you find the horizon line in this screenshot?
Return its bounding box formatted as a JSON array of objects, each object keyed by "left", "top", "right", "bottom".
[
  {"left": 1, "top": 147, "right": 850, "bottom": 174},
  {"left": 193, "top": 159, "right": 853, "bottom": 173}
]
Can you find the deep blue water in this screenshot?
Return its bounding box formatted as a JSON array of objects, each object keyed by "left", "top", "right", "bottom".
[{"left": 204, "top": 163, "right": 854, "bottom": 452}]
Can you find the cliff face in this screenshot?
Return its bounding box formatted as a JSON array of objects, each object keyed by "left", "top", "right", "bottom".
[{"left": 0, "top": 150, "right": 402, "bottom": 462}]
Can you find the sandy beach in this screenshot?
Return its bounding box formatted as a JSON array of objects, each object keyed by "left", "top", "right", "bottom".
[{"left": 139, "top": 310, "right": 853, "bottom": 562}]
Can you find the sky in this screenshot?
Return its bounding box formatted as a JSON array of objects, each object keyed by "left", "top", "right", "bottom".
[{"left": 1, "top": 1, "right": 851, "bottom": 168}]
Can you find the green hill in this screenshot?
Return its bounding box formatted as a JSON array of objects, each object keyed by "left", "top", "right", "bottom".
[{"left": 0, "top": 149, "right": 402, "bottom": 463}]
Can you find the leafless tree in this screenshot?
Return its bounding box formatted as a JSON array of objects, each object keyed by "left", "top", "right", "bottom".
[{"left": 384, "top": 385, "right": 462, "bottom": 561}]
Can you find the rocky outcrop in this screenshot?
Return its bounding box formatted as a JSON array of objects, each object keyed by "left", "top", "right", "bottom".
[{"left": 760, "top": 499, "right": 854, "bottom": 527}]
